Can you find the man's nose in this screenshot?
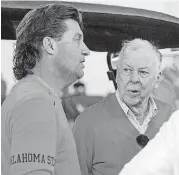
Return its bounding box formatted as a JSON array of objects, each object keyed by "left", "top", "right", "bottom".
[
  {"left": 81, "top": 42, "right": 90, "bottom": 56},
  {"left": 130, "top": 71, "right": 140, "bottom": 83}
]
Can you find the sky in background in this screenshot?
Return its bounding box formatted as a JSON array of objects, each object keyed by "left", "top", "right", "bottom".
[{"left": 1, "top": 0, "right": 179, "bottom": 96}]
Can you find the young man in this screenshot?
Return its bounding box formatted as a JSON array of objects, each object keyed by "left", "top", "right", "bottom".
[{"left": 1, "top": 3, "right": 90, "bottom": 175}]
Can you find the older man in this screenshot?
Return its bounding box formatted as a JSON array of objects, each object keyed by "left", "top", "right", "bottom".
[
  {"left": 73, "top": 39, "right": 174, "bottom": 175},
  {"left": 2, "top": 3, "right": 89, "bottom": 175}
]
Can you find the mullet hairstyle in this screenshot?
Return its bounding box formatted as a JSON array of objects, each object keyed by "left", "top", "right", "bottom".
[{"left": 13, "top": 3, "right": 82, "bottom": 80}]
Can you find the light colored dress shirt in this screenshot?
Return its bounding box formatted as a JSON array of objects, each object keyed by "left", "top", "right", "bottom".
[{"left": 116, "top": 90, "right": 158, "bottom": 134}]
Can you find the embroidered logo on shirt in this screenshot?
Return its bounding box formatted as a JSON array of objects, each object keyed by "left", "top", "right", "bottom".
[{"left": 11, "top": 153, "right": 55, "bottom": 166}]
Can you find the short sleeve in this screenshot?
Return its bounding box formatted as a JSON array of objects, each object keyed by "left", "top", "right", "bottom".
[{"left": 10, "top": 97, "right": 57, "bottom": 175}]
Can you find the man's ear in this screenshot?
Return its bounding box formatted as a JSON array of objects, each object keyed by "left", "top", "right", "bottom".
[
  {"left": 154, "top": 72, "right": 162, "bottom": 89},
  {"left": 116, "top": 68, "right": 119, "bottom": 82},
  {"left": 42, "top": 37, "right": 56, "bottom": 55}
]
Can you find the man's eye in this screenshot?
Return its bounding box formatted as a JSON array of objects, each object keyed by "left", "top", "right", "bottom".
[
  {"left": 123, "top": 68, "right": 132, "bottom": 75},
  {"left": 123, "top": 68, "right": 131, "bottom": 72},
  {"left": 74, "top": 37, "right": 81, "bottom": 42},
  {"left": 75, "top": 37, "right": 80, "bottom": 41},
  {"left": 140, "top": 71, "right": 149, "bottom": 77},
  {"left": 74, "top": 37, "right": 81, "bottom": 45}
]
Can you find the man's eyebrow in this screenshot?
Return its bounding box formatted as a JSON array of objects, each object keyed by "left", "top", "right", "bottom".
[
  {"left": 139, "top": 67, "right": 149, "bottom": 69},
  {"left": 124, "top": 63, "right": 133, "bottom": 68}
]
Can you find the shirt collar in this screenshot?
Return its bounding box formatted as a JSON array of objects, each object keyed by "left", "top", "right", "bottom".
[
  {"left": 148, "top": 96, "right": 158, "bottom": 117},
  {"left": 115, "top": 90, "right": 130, "bottom": 116},
  {"left": 115, "top": 90, "right": 158, "bottom": 118}
]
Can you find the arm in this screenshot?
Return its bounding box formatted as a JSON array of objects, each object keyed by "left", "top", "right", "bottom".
[
  {"left": 10, "top": 97, "right": 57, "bottom": 175},
  {"left": 119, "top": 110, "right": 179, "bottom": 175}
]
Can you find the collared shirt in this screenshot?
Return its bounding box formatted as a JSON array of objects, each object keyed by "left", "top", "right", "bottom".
[
  {"left": 119, "top": 110, "right": 179, "bottom": 175},
  {"left": 74, "top": 93, "right": 173, "bottom": 175},
  {"left": 116, "top": 90, "right": 158, "bottom": 134},
  {"left": 1, "top": 76, "right": 81, "bottom": 175}
]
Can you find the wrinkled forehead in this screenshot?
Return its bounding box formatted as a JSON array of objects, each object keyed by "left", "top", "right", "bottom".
[{"left": 120, "top": 47, "right": 160, "bottom": 67}]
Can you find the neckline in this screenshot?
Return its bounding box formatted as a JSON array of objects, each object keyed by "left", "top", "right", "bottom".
[{"left": 32, "top": 75, "right": 59, "bottom": 97}]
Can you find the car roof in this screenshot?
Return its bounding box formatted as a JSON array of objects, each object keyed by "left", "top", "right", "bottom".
[{"left": 2, "top": 1, "right": 179, "bottom": 51}]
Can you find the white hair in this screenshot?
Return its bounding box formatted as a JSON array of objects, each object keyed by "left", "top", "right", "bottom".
[{"left": 117, "top": 38, "right": 162, "bottom": 71}]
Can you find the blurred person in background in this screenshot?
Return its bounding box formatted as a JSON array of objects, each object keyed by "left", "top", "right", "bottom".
[
  {"left": 74, "top": 81, "right": 86, "bottom": 95},
  {"left": 62, "top": 81, "right": 103, "bottom": 129},
  {"left": 72, "top": 82, "right": 86, "bottom": 114},
  {"left": 153, "top": 54, "right": 179, "bottom": 109},
  {"left": 73, "top": 39, "right": 174, "bottom": 175},
  {"left": 72, "top": 81, "right": 103, "bottom": 114},
  {"left": 171, "top": 55, "right": 179, "bottom": 109},
  {"left": 1, "top": 76, "right": 7, "bottom": 105},
  {"left": 1, "top": 3, "right": 90, "bottom": 175},
  {"left": 119, "top": 110, "right": 179, "bottom": 175}
]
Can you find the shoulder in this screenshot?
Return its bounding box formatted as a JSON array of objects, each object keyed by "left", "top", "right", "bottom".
[
  {"left": 15, "top": 77, "right": 50, "bottom": 99},
  {"left": 153, "top": 97, "right": 175, "bottom": 122},
  {"left": 2, "top": 77, "right": 55, "bottom": 121},
  {"left": 153, "top": 97, "right": 175, "bottom": 112},
  {"left": 5, "top": 77, "right": 53, "bottom": 106}
]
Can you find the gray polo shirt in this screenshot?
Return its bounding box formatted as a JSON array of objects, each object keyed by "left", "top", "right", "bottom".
[{"left": 1, "top": 75, "right": 81, "bottom": 175}]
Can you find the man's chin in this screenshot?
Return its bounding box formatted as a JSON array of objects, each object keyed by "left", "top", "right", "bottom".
[{"left": 124, "top": 97, "right": 140, "bottom": 106}]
